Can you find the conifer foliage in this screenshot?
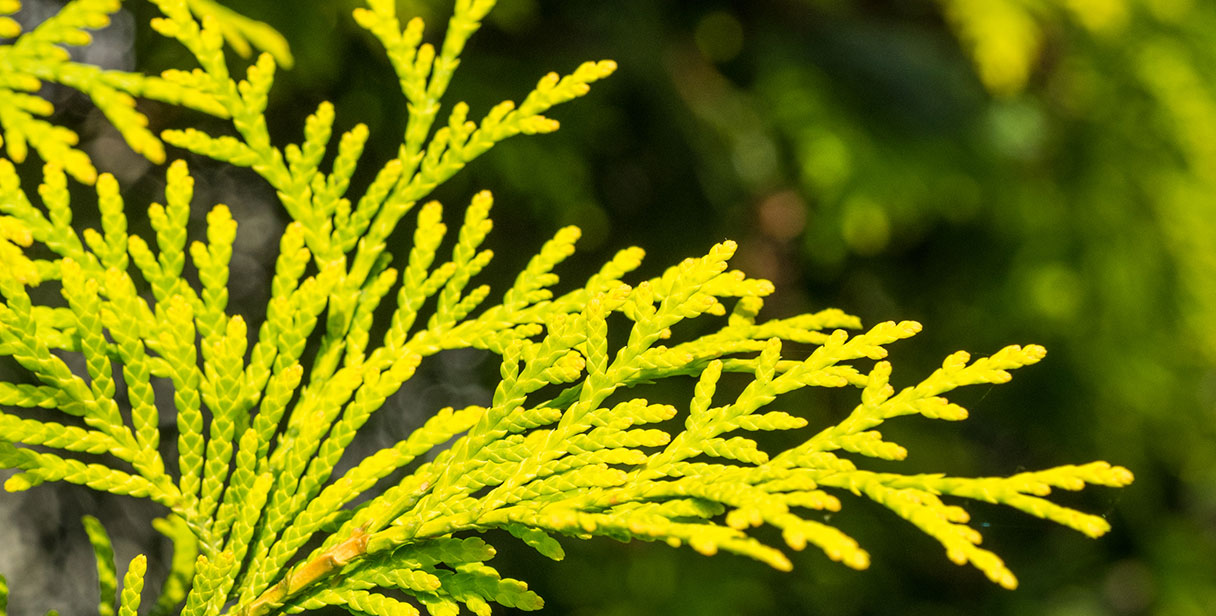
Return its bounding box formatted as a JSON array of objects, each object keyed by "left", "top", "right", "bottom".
[{"left": 0, "top": 1, "right": 1132, "bottom": 614}]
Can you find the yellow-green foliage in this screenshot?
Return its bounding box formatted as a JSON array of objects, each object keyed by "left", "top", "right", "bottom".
[
  {"left": 0, "top": 1, "right": 1132, "bottom": 615},
  {"left": 940, "top": 0, "right": 1128, "bottom": 97},
  {"left": 0, "top": 0, "right": 288, "bottom": 185}
]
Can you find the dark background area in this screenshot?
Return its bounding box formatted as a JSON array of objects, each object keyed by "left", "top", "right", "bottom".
[{"left": 4, "top": 0, "right": 1216, "bottom": 614}]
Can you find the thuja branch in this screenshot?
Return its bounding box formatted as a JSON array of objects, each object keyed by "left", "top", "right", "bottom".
[{"left": 0, "top": 0, "right": 1133, "bottom": 614}]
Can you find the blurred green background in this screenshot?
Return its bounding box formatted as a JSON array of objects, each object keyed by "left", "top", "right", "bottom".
[{"left": 9, "top": 0, "right": 1216, "bottom": 614}]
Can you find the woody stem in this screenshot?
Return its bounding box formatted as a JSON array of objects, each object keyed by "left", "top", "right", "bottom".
[{"left": 237, "top": 529, "right": 369, "bottom": 616}]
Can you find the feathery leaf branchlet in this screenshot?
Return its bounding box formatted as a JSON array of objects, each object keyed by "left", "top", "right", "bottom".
[{"left": 0, "top": 0, "right": 1133, "bottom": 614}]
